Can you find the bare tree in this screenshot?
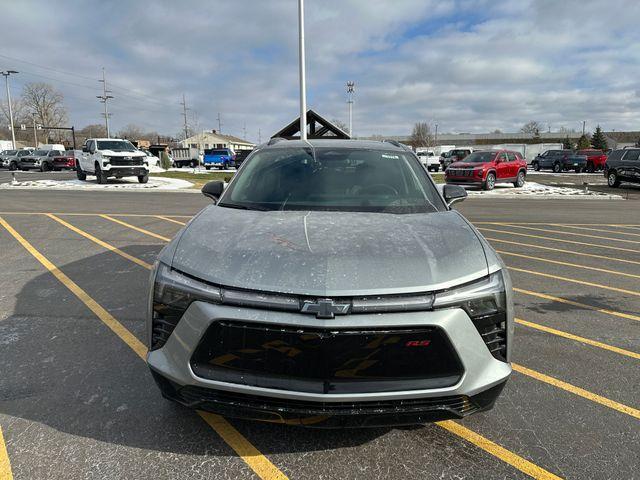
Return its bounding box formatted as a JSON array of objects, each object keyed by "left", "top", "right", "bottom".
[
  {"left": 558, "top": 126, "right": 577, "bottom": 134},
  {"left": 76, "top": 124, "right": 108, "bottom": 145},
  {"left": 408, "top": 122, "right": 434, "bottom": 148},
  {"left": 21, "top": 82, "right": 67, "bottom": 141},
  {"left": 331, "top": 119, "right": 349, "bottom": 133},
  {"left": 118, "top": 124, "right": 145, "bottom": 140},
  {"left": 520, "top": 121, "right": 543, "bottom": 135}
]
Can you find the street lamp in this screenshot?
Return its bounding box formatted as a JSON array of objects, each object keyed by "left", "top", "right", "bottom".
[
  {"left": 298, "top": 0, "right": 307, "bottom": 141},
  {"left": 346, "top": 81, "right": 355, "bottom": 137},
  {"left": 1, "top": 70, "right": 18, "bottom": 149}
]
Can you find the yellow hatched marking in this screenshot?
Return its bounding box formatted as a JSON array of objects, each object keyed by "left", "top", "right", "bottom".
[
  {"left": 47, "top": 214, "right": 153, "bottom": 269},
  {"left": 155, "top": 215, "right": 187, "bottom": 225},
  {"left": 496, "top": 250, "right": 640, "bottom": 280},
  {"left": 0, "top": 427, "right": 12, "bottom": 480},
  {"left": 513, "top": 364, "right": 640, "bottom": 420},
  {"left": 516, "top": 318, "right": 640, "bottom": 360},
  {"left": 500, "top": 224, "right": 640, "bottom": 245},
  {"left": 0, "top": 216, "right": 288, "bottom": 480},
  {"left": 100, "top": 214, "right": 171, "bottom": 242},
  {"left": 478, "top": 227, "right": 640, "bottom": 254}
]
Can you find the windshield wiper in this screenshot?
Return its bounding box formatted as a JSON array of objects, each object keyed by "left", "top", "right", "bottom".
[{"left": 218, "top": 202, "right": 270, "bottom": 211}]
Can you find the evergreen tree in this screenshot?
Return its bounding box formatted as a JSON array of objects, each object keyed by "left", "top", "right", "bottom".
[
  {"left": 577, "top": 134, "right": 591, "bottom": 150},
  {"left": 562, "top": 136, "right": 574, "bottom": 149},
  {"left": 591, "top": 125, "right": 608, "bottom": 150}
]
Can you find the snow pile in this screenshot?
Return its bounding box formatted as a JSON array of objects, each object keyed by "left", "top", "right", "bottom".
[
  {"left": 465, "top": 181, "right": 621, "bottom": 199},
  {"left": 0, "top": 176, "right": 193, "bottom": 190}
]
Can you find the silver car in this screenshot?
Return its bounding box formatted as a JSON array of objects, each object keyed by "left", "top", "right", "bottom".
[{"left": 147, "top": 139, "right": 513, "bottom": 428}]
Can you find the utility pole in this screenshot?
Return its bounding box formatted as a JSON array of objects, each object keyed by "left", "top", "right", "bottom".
[
  {"left": 97, "top": 67, "right": 113, "bottom": 138},
  {"left": 243, "top": 122, "right": 247, "bottom": 140},
  {"left": 216, "top": 112, "right": 222, "bottom": 133},
  {"left": 298, "top": 0, "right": 307, "bottom": 140},
  {"left": 180, "top": 94, "right": 189, "bottom": 141},
  {"left": 582, "top": 121, "right": 586, "bottom": 135},
  {"left": 346, "top": 81, "right": 355, "bottom": 137},
  {"left": 32, "top": 112, "right": 38, "bottom": 147},
  {"left": 1, "top": 70, "right": 18, "bottom": 149},
  {"left": 258, "top": 128, "right": 262, "bottom": 144}
]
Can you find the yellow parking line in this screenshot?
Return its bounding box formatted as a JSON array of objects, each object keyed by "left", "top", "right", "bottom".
[
  {"left": 21, "top": 217, "right": 567, "bottom": 479},
  {"left": 436, "top": 421, "right": 562, "bottom": 480},
  {"left": 549, "top": 224, "right": 640, "bottom": 238},
  {"left": 155, "top": 215, "right": 187, "bottom": 225},
  {"left": 100, "top": 215, "right": 171, "bottom": 242},
  {"left": 614, "top": 225, "right": 640, "bottom": 232},
  {"left": 47, "top": 214, "right": 153, "bottom": 269},
  {"left": 478, "top": 227, "right": 640, "bottom": 254},
  {"left": 514, "top": 287, "right": 640, "bottom": 323},
  {"left": 512, "top": 364, "right": 640, "bottom": 420},
  {"left": 0, "top": 211, "right": 193, "bottom": 218},
  {"left": 485, "top": 236, "right": 640, "bottom": 267},
  {"left": 499, "top": 224, "right": 640, "bottom": 245},
  {"left": 0, "top": 427, "right": 12, "bottom": 480},
  {"left": 0, "top": 215, "right": 288, "bottom": 480},
  {"left": 515, "top": 318, "right": 640, "bottom": 360},
  {"left": 508, "top": 266, "right": 640, "bottom": 298},
  {"left": 496, "top": 250, "right": 640, "bottom": 280}
]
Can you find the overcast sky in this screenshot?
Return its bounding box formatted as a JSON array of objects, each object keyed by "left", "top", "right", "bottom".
[{"left": 2, "top": 0, "right": 639, "bottom": 141}]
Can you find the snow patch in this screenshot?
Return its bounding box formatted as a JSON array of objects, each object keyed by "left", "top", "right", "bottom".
[
  {"left": 464, "top": 181, "right": 621, "bottom": 199},
  {"left": 0, "top": 176, "right": 193, "bottom": 190}
]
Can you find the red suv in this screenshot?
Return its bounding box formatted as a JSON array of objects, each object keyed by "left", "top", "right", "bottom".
[
  {"left": 445, "top": 150, "right": 527, "bottom": 190},
  {"left": 577, "top": 149, "right": 607, "bottom": 172}
]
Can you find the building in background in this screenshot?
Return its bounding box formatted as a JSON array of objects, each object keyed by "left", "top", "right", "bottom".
[{"left": 180, "top": 130, "right": 255, "bottom": 153}]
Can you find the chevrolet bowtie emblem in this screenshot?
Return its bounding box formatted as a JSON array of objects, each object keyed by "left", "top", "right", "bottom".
[{"left": 300, "top": 298, "right": 350, "bottom": 319}]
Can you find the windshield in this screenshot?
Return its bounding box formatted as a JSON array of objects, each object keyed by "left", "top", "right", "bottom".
[
  {"left": 17, "top": 151, "right": 31, "bottom": 157},
  {"left": 464, "top": 151, "right": 496, "bottom": 163},
  {"left": 33, "top": 150, "right": 48, "bottom": 156},
  {"left": 219, "top": 147, "right": 445, "bottom": 213},
  {"left": 96, "top": 140, "right": 137, "bottom": 152}
]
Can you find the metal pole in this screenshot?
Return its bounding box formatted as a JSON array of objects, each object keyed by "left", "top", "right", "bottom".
[
  {"left": 298, "top": 0, "right": 307, "bottom": 141},
  {"left": 2, "top": 71, "right": 18, "bottom": 149},
  {"left": 346, "top": 81, "right": 354, "bottom": 137},
  {"left": 181, "top": 93, "right": 189, "bottom": 140},
  {"left": 98, "top": 68, "right": 113, "bottom": 138},
  {"left": 32, "top": 113, "right": 38, "bottom": 147},
  {"left": 435, "top": 123, "right": 438, "bottom": 146},
  {"left": 71, "top": 126, "right": 76, "bottom": 149}
]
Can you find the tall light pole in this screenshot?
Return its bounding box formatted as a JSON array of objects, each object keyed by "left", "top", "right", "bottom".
[
  {"left": 1, "top": 70, "right": 18, "bottom": 149},
  {"left": 298, "top": 0, "right": 307, "bottom": 141},
  {"left": 32, "top": 112, "right": 38, "bottom": 147},
  {"left": 346, "top": 81, "right": 355, "bottom": 137},
  {"left": 180, "top": 93, "right": 189, "bottom": 141},
  {"left": 434, "top": 123, "right": 438, "bottom": 146},
  {"left": 97, "top": 68, "right": 113, "bottom": 138}
]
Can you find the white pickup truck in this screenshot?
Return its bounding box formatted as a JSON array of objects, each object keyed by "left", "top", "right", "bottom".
[{"left": 78, "top": 138, "right": 150, "bottom": 184}]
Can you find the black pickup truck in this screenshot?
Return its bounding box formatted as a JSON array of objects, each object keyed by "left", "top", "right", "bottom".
[{"left": 531, "top": 150, "right": 588, "bottom": 173}]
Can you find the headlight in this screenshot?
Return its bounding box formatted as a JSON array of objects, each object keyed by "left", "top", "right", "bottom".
[
  {"left": 150, "top": 263, "right": 221, "bottom": 350},
  {"left": 434, "top": 271, "right": 508, "bottom": 361}
]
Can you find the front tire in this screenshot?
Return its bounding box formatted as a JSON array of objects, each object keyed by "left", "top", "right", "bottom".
[
  {"left": 95, "top": 165, "right": 108, "bottom": 184},
  {"left": 9, "top": 162, "right": 17, "bottom": 171},
  {"left": 190, "top": 160, "right": 197, "bottom": 168},
  {"left": 484, "top": 172, "right": 496, "bottom": 191},
  {"left": 205, "top": 166, "right": 211, "bottom": 171},
  {"left": 41, "top": 162, "right": 51, "bottom": 172},
  {"left": 532, "top": 162, "right": 540, "bottom": 171},
  {"left": 513, "top": 170, "right": 526, "bottom": 188},
  {"left": 138, "top": 174, "right": 149, "bottom": 184},
  {"left": 553, "top": 163, "right": 561, "bottom": 173},
  {"left": 607, "top": 171, "right": 620, "bottom": 188}
]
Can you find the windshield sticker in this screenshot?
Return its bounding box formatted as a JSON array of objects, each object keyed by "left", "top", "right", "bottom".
[{"left": 381, "top": 154, "right": 399, "bottom": 159}]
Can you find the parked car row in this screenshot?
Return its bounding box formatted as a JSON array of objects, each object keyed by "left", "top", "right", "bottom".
[
  {"left": 0, "top": 145, "right": 79, "bottom": 171},
  {"left": 444, "top": 149, "right": 527, "bottom": 190}
]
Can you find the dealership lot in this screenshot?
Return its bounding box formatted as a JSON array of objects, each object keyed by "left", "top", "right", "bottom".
[{"left": 0, "top": 189, "right": 638, "bottom": 479}]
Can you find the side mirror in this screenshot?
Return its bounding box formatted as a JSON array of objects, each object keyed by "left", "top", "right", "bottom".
[
  {"left": 443, "top": 184, "right": 467, "bottom": 207},
  {"left": 82, "top": 146, "right": 88, "bottom": 153},
  {"left": 201, "top": 180, "right": 225, "bottom": 202}
]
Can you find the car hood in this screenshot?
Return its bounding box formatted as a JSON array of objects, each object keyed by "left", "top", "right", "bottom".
[
  {"left": 169, "top": 207, "right": 490, "bottom": 297},
  {"left": 100, "top": 150, "right": 145, "bottom": 157},
  {"left": 448, "top": 162, "right": 482, "bottom": 169}
]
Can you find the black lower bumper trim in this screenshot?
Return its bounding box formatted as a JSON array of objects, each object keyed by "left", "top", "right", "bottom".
[{"left": 150, "top": 369, "right": 506, "bottom": 428}]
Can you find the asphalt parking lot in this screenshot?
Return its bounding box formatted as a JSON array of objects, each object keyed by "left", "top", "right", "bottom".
[{"left": 0, "top": 188, "right": 638, "bottom": 480}]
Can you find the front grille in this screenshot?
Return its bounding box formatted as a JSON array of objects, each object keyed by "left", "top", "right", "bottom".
[
  {"left": 177, "top": 386, "right": 479, "bottom": 417},
  {"left": 190, "top": 321, "right": 464, "bottom": 394},
  {"left": 110, "top": 157, "right": 143, "bottom": 166},
  {"left": 448, "top": 168, "right": 474, "bottom": 176}
]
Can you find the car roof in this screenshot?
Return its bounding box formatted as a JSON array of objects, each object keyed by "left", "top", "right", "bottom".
[{"left": 260, "top": 139, "right": 408, "bottom": 152}]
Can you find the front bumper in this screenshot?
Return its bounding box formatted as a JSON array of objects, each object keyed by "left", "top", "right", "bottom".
[
  {"left": 147, "top": 302, "right": 512, "bottom": 427},
  {"left": 102, "top": 166, "right": 148, "bottom": 176}
]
